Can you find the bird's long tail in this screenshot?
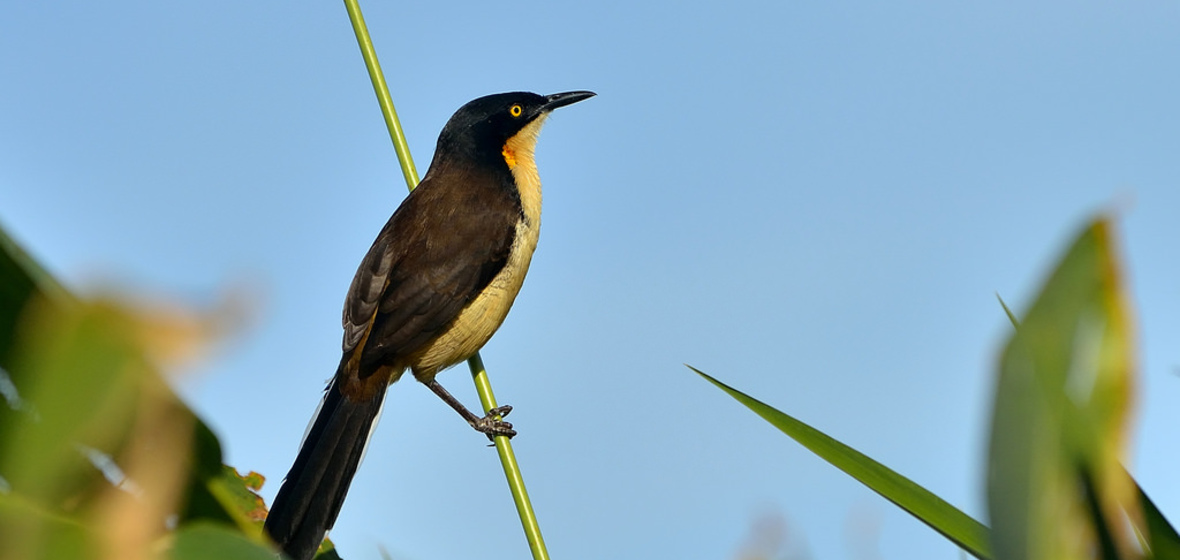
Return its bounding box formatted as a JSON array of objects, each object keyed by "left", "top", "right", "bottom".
[{"left": 264, "top": 366, "right": 387, "bottom": 560}]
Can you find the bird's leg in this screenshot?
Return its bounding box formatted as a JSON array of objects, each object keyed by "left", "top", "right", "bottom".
[{"left": 423, "top": 379, "right": 516, "bottom": 439}]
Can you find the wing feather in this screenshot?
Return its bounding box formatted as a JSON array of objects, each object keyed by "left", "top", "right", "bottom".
[{"left": 340, "top": 168, "right": 519, "bottom": 376}]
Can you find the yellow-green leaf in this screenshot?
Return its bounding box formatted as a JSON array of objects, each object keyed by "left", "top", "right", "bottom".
[{"left": 988, "top": 217, "right": 1140, "bottom": 560}]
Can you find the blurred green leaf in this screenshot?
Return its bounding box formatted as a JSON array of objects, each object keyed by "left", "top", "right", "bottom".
[
  {"left": 998, "top": 294, "right": 1179, "bottom": 559},
  {"left": 0, "top": 495, "right": 95, "bottom": 560},
  {"left": 0, "top": 490, "right": 96, "bottom": 560},
  {"left": 0, "top": 221, "right": 264, "bottom": 558},
  {"left": 1139, "top": 483, "right": 1180, "bottom": 560},
  {"left": 690, "top": 366, "right": 992, "bottom": 559},
  {"left": 167, "top": 522, "right": 278, "bottom": 560},
  {"left": 988, "top": 218, "right": 1140, "bottom": 560},
  {"left": 0, "top": 222, "right": 79, "bottom": 460},
  {"left": 0, "top": 219, "right": 74, "bottom": 370},
  {"left": 178, "top": 422, "right": 239, "bottom": 527},
  {"left": 1, "top": 300, "right": 147, "bottom": 507}
]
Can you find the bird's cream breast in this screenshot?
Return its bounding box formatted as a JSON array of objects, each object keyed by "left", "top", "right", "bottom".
[{"left": 409, "top": 117, "right": 547, "bottom": 378}]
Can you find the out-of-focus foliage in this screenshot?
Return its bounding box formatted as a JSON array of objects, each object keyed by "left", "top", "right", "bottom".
[
  {"left": 989, "top": 219, "right": 1140, "bottom": 560},
  {"left": 695, "top": 216, "right": 1180, "bottom": 560},
  {"left": 0, "top": 222, "right": 74, "bottom": 369},
  {"left": 0, "top": 223, "right": 276, "bottom": 560},
  {"left": 168, "top": 523, "right": 278, "bottom": 560}
]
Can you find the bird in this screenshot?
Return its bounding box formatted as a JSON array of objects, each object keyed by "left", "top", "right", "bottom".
[{"left": 262, "top": 90, "right": 595, "bottom": 560}]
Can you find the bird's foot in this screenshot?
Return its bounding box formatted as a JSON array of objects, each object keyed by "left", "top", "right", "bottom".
[{"left": 472, "top": 405, "right": 516, "bottom": 440}]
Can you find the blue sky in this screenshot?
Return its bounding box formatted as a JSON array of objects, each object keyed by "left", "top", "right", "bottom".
[{"left": 3, "top": 2, "right": 1179, "bottom": 559}]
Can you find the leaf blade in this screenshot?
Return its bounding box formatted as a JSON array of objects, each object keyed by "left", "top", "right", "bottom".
[
  {"left": 988, "top": 218, "right": 1140, "bottom": 560},
  {"left": 689, "top": 366, "right": 992, "bottom": 559}
]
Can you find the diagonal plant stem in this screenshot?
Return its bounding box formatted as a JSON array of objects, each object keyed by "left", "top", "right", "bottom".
[
  {"left": 342, "top": 0, "right": 418, "bottom": 187},
  {"left": 340, "top": 2, "right": 550, "bottom": 560}
]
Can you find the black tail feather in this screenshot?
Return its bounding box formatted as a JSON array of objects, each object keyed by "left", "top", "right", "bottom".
[{"left": 264, "top": 371, "right": 387, "bottom": 560}]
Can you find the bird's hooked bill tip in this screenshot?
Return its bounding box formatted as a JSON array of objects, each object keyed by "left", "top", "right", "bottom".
[{"left": 543, "top": 91, "right": 596, "bottom": 111}]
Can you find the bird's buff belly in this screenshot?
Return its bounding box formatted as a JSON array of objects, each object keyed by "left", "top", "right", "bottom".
[{"left": 409, "top": 220, "right": 538, "bottom": 378}]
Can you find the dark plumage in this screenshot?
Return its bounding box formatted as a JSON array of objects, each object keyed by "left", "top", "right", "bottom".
[{"left": 264, "top": 90, "right": 594, "bottom": 560}]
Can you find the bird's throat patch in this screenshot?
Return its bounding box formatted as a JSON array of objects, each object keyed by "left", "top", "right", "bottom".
[{"left": 501, "top": 114, "right": 548, "bottom": 171}]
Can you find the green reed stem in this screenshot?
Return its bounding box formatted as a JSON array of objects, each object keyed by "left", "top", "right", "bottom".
[{"left": 340, "top": 2, "right": 550, "bottom": 559}]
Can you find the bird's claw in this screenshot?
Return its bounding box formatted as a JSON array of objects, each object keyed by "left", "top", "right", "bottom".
[{"left": 473, "top": 405, "right": 515, "bottom": 440}]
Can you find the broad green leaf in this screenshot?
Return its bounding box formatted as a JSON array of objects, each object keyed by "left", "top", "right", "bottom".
[
  {"left": 167, "top": 522, "right": 278, "bottom": 560},
  {"left": 997, "top": 295, "right": 1179, "bottom": 558},
  {"left": 177, "top": 421, "right": 273, "bottom": 535},
  {"left": 1139, "top": 482, "right": 1180, "bottom": 560},
  {"left": 690, "top": 366, "right": 992, "bottom": 559},
  {"left": 0, "top": 297, "right": 266, "bottom": 555},
  {"left": 0, "top": 229, "right": 251, "bottom": 558},
  {"left": 0, "top": 220, "right": 74, "bottom": 370},
  {"left": 0, "top": 491, "right": 95, "bottom": 560},
  {"left": 989, "top": 218, "right": 1140, "bottom": 560},
  {"left": 0, "top": 222, "right": 79, "bottom": 451},
  {"left": 1, "top": 300, "right": 148, "bottom": 506},
  {"left": 0, "top": 220, "right": 275, "bottom": 560}
]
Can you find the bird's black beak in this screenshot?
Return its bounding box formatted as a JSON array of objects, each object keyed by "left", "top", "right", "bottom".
[{"left": 543, "top": 91, "right": 596, "bottom": 112}]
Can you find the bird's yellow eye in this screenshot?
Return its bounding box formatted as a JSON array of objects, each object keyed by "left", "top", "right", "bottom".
[{"left": 509, "top": 104, "right": 523, "bottom": 117}]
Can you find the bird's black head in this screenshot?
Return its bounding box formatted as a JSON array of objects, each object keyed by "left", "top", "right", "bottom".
[{"left": 432, "top": 91, "right": 595, "bottom": 168}]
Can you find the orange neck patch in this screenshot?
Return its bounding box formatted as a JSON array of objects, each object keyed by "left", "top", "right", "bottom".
[{"left": 502, "top": 145, "right": 517, "bottom": 169}]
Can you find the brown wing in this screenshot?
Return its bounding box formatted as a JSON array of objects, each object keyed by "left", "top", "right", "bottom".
[{"left": 340, "top": 167, "right": 520, "bottom": 376}]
